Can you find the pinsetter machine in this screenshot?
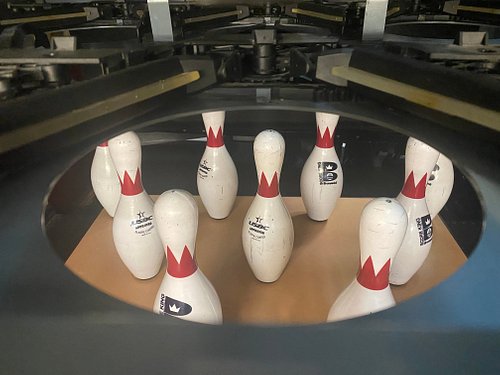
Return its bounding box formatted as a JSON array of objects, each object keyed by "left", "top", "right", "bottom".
[{"left": 0, "top": 0, "right": 499, "bottom": 373}]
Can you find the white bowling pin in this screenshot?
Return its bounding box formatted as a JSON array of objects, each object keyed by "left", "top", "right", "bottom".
[
  {"left": 390, "top": 137, "right": 439, "bottom": 285},
  {"left": 426, "top": 154, "right": 454, "bottom": 219},
  {"left": 242, "top": 130, "right": 294, "bottom": 283},
  {"left": 153, "top": 190, "right": 223, "bottom": 325},
  {"left": 90, "top": 140, "right": 120, "bottom": 217},
  {"left": 327, "top": 198, "right": 407, "bottom": 322},
  {"left": 197, "top": 111, "right": 238, "bottom": 219},
  {"left": 300, "top": 112, "right": 343, "bottom": 221},
  {"left": 108, "top": 131, "right": 164, "bottom": 279}
]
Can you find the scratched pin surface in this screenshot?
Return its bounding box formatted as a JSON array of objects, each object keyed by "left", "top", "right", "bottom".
[{"left": 197, "top": 111, "right": 238, "bottom": 220}]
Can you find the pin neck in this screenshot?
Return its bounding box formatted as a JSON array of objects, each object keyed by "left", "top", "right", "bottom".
[
  {"left": 206, "top": 127, "right": 224, "bottom": 148},
  {"left": 257, "top": 171, "right": 280, "bottom": 198},
  {"left": 315, "top": 126, "right": 334, "bottom": 148},
  {"left": 357, "top": 256, "right": 390, "bottom": 290},
  {"left": 98, "top": 141, "right": 109, "bottom": 147},
  {"left": 401, "top": 171, "right": 427, "bottom": 199},
  {"left": 167, "top": 245, "right": 198, "bottom": 278},
  {"left": 119, "top": 168, "right": 144, "bottom": 196}
]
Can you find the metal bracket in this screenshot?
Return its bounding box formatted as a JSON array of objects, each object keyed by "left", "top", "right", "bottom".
[
  {"left": 148, "top": 0, "right": 174, "bottom": 42},
  {"left": 256, "top": 88, "right": 271, "bottom": 103},
  {"left": 362, "top": 0, "right": 389, "bottom": 41},
  {"left": 316, "top": 50, "right": 353, "bottom": 87},
  {"left": 454, "top": 31, "right": 488, "bottom": 46},
  {"left": 50, "top": 36, "right": 77, "bottom": 51}
]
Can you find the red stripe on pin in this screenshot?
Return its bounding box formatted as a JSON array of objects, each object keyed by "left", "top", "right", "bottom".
[
  {"left": 257, "top": 172, "right": 279, "bottom": 198},
  {"left": 207, "top": 127, "right": 224, "bottom": 147},
  {"left": 357, "top": 257, "right": 391, "bottom": 290},
  {"left": 316, "top": 126, "right": 333, "bottom": 148},
  {"left": 167, "top": 245, "right": 198, "bottom": 278},
  {"left": 401, "top": 171, "right": 427, "bottom": 199},
  {"left": 119, "top": 168, "right": 144, "bottom": 196}
]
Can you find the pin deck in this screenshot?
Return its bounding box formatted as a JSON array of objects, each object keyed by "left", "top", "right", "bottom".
[{"left": 66, "top": 196, "right": 465, "bottom": 325}]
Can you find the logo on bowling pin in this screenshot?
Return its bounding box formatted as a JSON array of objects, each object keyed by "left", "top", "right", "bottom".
[
  {"left": 108, "top": 131, "right": 164, "bottom": 279},
  {"left": 153, "top": 190, "right": 223, "bottom": 324},
  {"left": 197, "top": 111, "right": 238, "bottom": 219},
  {"left": 390, "top": 137, "right": 439, "bottom": 285},
  {"left": 242, "top": 130, "right": 294, "bottom": 283},
  {"left": 90, "top": 140, "right": 120, "bottom": 217},
  {"left": 300, "top": 112, "right": 343, "bottom": 221},
  {"left": 130, "top": 210, "right": 154, "bottom": 236},
  {"left": 327, "top": 198, "right": 407, "bottom": 322},
  {"left": 318, "top": 161, "right": 339, "bottom": 185}
]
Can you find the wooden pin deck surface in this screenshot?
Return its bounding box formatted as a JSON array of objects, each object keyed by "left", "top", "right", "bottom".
[{"left": 65, "top": 197, "right": 466, "bottom": 325}]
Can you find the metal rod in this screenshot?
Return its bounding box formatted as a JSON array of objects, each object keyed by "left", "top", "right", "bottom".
[
  {"left": 331, "top": 65, "right": 500, "bottom": 131},
  {"left": 0, "top": 71, "right": 200, "bottom": 153},
  {"left": 0, "top": 11, "right": 87, "bottom": 26},
  {"left": 457, "top": 5, "right": 500, "bottom": 15},
  {"left": 291, "top": 8, "right": 344, "bottom": 23},
  {"left": 184, "top": 9, "right": 243, "bottom": 24}
]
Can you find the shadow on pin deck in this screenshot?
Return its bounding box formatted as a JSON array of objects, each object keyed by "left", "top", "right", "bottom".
[{"left": 45, "top": 111, "right": 481, "bottom": 326}]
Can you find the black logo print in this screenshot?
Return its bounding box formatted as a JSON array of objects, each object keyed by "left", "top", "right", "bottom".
[
  {"left": 317, "top": 162, "right": 338, "bottom": 185},
  {"left": 198, "top": 159, "right": 212, "bottom": 179},
  {"left": 130, "top": 210, "right": 154, "bottom": 236},
  {"left": 159, "top": 294, "right": 192, "bottom": 317},
  {"left": 248, "top": 216, "right": 269, "bottom": 236},
  {"left": 416, "top": 214, "right": 433, "bottom": 246}
]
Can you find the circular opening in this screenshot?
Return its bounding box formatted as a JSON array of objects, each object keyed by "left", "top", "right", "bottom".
[{"left": 43, "top": 110, "right": 482, "bottom": 325}]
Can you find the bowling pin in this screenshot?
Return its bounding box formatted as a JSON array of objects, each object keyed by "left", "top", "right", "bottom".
[
  {"left": 90, "top": 140, "right": 120, "bottom": 217},
  {"left": 108, "top": 131, "right": 164, "bottom": 279},
  {"left": 197, "top": 111, "right": 238, "bottom": 219},
  {"left": 300, "top": 112, "right": 343, "bottom": 221},
  {"left": 153, "top": 190, "right": 223, "bottom": 324},
  {"left": 390, "top": 137, "right": 439, "bottom": 285},
  {"left": 242, "top": 130, "right": 294, "bottom": 283},
  {"left": 426, "top": 154, "right": 454, "bottom": 219},
  {"left": 327, "top": 198, "right": 407, "bottom": 322}
]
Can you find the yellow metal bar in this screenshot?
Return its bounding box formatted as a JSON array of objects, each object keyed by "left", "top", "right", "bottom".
[
  {"left": 0, "top": 11, "right": 87, "bottom": 26},
  {"left": 331, "top": 65, "right": 500, "bottom": 132},
  {"left": 184, "top": 9, "right": 242, "bottom": 24},
  {"left": 0, "top": 71, "right": 200, "bottom": 153},
  {"left": 457, "top": 5, "right": 500, "bottom": 15},
  {"left": 291, "top": 8, "right": 344, "bottom": 23},
  {"left": 386, "top": 7, "right": 400, "bottom": 17}
]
